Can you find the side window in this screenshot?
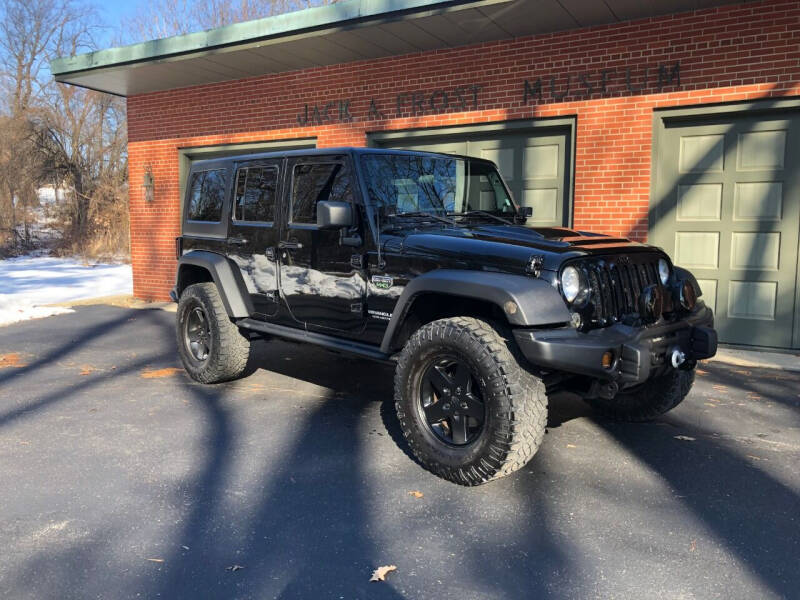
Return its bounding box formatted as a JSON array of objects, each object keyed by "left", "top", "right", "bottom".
[
  {"left": 233, "top": 166, "right": 278, "bottom": 223},
  {"left": 187, "top": 168, "right": 226, "bottom": 222},
  {"left": 291, "top": 162, "right": 352, "bottom": 224}
]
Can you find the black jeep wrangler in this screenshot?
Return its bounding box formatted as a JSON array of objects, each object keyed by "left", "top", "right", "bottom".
[{"left": 172, "top": 148, "right": 717, "bottom": 485}]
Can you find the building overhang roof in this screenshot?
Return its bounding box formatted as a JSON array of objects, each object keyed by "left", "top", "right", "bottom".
[{"left": 50, "top": 0, "right": 749, "bottom": 97}]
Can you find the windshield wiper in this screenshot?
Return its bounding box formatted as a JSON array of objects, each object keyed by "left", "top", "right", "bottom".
[
  {"left": 393, "top": 211, "right": 456, "bottom": 226},
  {"left": 449, "top": 210, "right": 514, "bottom": 226}
]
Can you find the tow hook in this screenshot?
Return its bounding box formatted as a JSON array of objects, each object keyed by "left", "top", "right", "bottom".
[
  {"left": 597, "top": 381, "right": 619, "bottom": 400},
  {"left": 670, "top": 347, "right": 686, "bottom": 369}
]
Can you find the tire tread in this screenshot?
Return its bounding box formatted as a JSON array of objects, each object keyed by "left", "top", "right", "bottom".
[
  {"left": 395, "top": 317, "right": 547, "bottom": 486},
  {"left": 177, "top": 283, "right": 250, "bottom": 384}
]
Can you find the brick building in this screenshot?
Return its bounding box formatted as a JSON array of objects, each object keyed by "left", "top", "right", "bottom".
[{"left": 52, "top": 0, "right": 800, "bottom": 349}]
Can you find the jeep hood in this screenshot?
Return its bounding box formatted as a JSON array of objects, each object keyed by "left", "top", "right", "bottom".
[{"left": 392, "top": 224, "right": 663, "bottom": 272}]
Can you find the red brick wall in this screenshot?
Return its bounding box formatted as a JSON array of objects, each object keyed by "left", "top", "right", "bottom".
[{"left": 127, "top": 0, "right": 800, "bottom": 300}]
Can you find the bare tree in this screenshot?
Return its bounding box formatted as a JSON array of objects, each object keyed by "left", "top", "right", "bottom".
[
  {"left": 0, "top": 0, "right": 127, "bottom": 257},
  {"left": 0, "top": 0, "right": 342, "bottom": 258},
  {"left": 128, "top": 0, "right": 340, "bottom": 42}
]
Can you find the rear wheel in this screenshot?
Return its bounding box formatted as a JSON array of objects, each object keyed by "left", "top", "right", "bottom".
[
  {"left": 584, "top": 367, "right": 695, "bottom": 422},
  {"left": 176, "top": 282, "right": 251, "bottom": 383},
  {"left": 395, "top": 317, "right": 548, "bottom": 486}
]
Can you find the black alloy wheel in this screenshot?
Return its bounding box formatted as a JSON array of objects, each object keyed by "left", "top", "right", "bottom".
[
  {"left": 394, "top": 317, "right": 549, "bottom": 485},
  {"left": 176, "top": 283, "right": 251, "bottom": 384},
  {"left": 418, "top": 355, "right": 486, "bottom": 446},
  {"left": 184, "top": 304, "right": 212, "bottom": 362}
]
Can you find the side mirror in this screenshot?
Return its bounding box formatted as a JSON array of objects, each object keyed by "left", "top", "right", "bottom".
[
  {"left": 516, "top": 205, "right": 532, "bottom": 223},
  {"left": 317, "top": 201, "right": 354, "bottom": 229}
]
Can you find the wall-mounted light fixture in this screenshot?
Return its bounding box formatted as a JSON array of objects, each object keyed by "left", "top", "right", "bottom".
[{"left": 142, "top": 166, "right": 154, "bottom": 203}]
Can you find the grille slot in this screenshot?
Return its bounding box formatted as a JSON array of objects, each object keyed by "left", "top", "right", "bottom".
[{"left": 578, "top": 255, "right": 663, "bottom": 325}]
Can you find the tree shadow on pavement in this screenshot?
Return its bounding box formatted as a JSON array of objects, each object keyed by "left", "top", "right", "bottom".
[
  {"left": 593, "top": 412, "right": 799, "bottom": 598},
  {"left": 143, "top": 339, "right": 409, "bottom": 599}
]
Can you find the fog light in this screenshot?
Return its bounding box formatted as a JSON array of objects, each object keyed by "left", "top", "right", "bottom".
[
  {"left": 638, "top": 284, "right": 663, "bottom": 324},
  {"left": 570, "top": 312, "right": 582, "bottom": 329},
  {"left": 601, "top": 351, "right": 614, "bottom": 369}
]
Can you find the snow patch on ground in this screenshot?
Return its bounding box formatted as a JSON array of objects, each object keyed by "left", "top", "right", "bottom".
[{"left": 0, "top": 257, "right": 133, "bottom": 326}]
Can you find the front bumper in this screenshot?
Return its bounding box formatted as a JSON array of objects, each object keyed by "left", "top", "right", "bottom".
[{"left": 513, "top": 303, "right": 717, "bottom": 385}]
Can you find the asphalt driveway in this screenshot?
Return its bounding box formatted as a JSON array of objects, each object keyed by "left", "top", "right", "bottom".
[{"left": 0, "top": 305, "right": 798, "bottom": 599}]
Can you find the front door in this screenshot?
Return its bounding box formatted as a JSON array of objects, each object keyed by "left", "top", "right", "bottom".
[
  {"left": 279, "top": 155, "right": 367, "bottom": 334},
  {"left": 227, "top": 159, "right": 283, "bottom": 318}
]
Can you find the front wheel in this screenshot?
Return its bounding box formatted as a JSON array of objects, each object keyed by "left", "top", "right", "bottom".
[
  {"left": 176, "top": 282, "right": 251, "bottom": 383},
  {"left": 394, "top": 317, "right": 548, "bottom": 486},
  {"left": 584, "top": 367, "right": 695, "bottom": 422}
]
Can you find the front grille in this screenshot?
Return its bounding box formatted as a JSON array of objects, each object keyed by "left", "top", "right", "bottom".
[{"left": 579, "top": 255, "right": 663, "bottom": 325}]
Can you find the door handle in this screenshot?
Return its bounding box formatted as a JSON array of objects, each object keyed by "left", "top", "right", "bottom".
[
  {"left": 229, "top": 237, "right": 248, "bottom": 245},
  {"left": 278, "top": 240, "right": 303, "bottom": 250}
]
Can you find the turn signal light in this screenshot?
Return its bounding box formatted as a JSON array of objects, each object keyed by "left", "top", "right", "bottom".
[{"left": 601, "top": 351, "right": 614, "bottom": 369}]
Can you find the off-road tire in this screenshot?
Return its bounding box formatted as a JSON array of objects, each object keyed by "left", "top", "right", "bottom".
[
  {"left": 177, "top": 282, "right": 251, "bottom": 384},
  {"left": 584, "top": 367, "right": 695, "bottom": 422},
  {"left": 395, "top": 317, "right": 548, "bottom": 486}
]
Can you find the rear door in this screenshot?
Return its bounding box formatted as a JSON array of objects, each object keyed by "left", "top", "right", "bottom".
[
  {"left": 227, "top": 159, "right": 283, "bottom": 318},
  {"left": 279, "top": 155, "right": 367, "bottom": 334}
]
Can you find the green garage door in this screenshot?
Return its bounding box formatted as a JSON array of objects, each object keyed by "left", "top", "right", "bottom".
[
  {"left": 651, "top": 114, "right": 800, "bottom": 349},
  {"left": 373, "top": 127, "right": 572, "bottom": 227}
]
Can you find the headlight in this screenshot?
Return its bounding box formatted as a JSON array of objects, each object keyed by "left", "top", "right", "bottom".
[
  {"left": 658, "top": 258, "right": 670, "bottom": 285},
  {"left": 561, "top": 266, "right": 581, "bottom": 303}
]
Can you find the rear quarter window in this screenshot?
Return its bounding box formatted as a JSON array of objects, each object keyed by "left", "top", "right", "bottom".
[
  {"left": 187, "top": 169, "right": 227, "bottom": 222},
  {"left": 233, "top": 166, "right": 278, "bottom": 223}
]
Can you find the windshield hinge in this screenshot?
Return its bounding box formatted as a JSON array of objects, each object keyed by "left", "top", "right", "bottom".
[{"left": 526, "top": 255, "right": 545, "bottom": 277}]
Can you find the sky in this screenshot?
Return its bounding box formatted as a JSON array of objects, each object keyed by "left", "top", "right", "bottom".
[
  {"left": 100, "top": 0, "right": 139, "bottom": 27},
  {"left": 95, "top": 0, "right": 143, "bottom": 47}
]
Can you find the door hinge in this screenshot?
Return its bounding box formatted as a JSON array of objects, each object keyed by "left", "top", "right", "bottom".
[{"left": 350, "top": 254, "right": 365, "bottom": 269}]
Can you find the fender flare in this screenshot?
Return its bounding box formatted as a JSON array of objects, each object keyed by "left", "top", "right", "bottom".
[
  {"left": 175, "top": 250, "right": 253, "bottom": 318},
  {"left": 379, "top": 269, "right": 571, "bottom": 353}
]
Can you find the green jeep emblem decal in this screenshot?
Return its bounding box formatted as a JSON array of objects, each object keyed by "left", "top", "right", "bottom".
[{"left": 371, "top": 275, "right": 393, "bottom": 290}]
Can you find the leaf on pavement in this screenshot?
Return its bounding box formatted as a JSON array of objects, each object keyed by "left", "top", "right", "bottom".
[
  {"left": 674, "top": 435, "right": 696, "bottom": 441},
  {"left": 140, "top": 367, "right": 183, "bottom": 379},
  {"left": 79, "top": 365, "right": 96, "bottom": 376},
  {"left": 408, "top": 490, "right": 424, "bottom": 498},
  {"left": 0, "top": 353, "right": 27, "bottom": 369},
  {"left": 370, "top": 565, "right": 397, "bottom": 582}
]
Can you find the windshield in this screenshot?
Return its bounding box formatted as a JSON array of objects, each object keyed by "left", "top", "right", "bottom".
[{"left": 360, "top": 154, "right": 516, "bottom": 217}]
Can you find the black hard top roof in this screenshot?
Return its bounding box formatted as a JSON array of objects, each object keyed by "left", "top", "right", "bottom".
[{"left": 190, "top": 146, "right": 496, "bottom": 168}]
